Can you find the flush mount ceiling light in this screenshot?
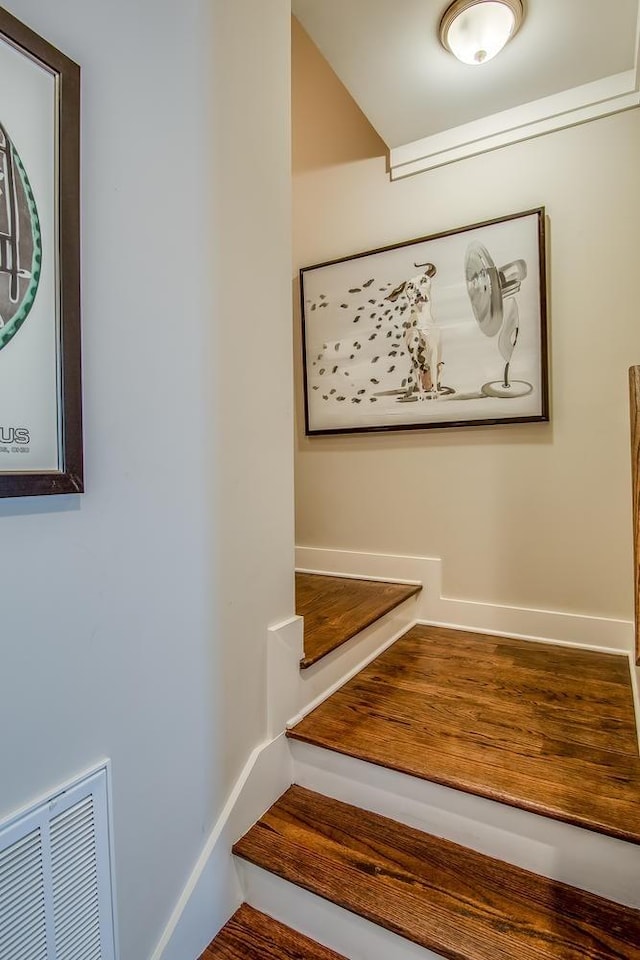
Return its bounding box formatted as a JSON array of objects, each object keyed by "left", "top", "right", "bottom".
[{"left": 440, "top": 0, "right": 524, "bottom": 65}]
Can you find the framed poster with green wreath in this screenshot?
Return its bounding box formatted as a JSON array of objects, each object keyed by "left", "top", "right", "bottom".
[{"left": 0, "top": 7, "right": 82, "bottom": 497}]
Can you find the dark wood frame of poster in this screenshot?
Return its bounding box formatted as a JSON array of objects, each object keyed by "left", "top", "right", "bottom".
[{"left": 0, "top": 8, "right": 82, "bottom": 497}]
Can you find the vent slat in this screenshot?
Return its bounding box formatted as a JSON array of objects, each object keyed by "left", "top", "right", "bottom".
[
  {"left": 11, "top": 934, "right": 48, "bottom": 960},
  {"left": 0, "top": 913, "right": 47, "bottom": 958},
  {"left": 0, "top": 882, "right": 44, "bottom": 924},
  {"left": 50, "top": 798, "right": 93, "bottom": 838},
  {"left": 0, "top": 885, "right": 45, "bottom": 926},
  {"left": 0, "top": 914, "right": 46, "bottom": 947},
  {"left": 0, "top": 846, "right": 42, "bottom": 879},
  {"left": 50, "top": 840, "right": 96, "bottom": 878},
  {"left": 52, "top": 840, "right": 96, "bottom": 877},
  {"left": 0, "top": 848, "right": 41, "bottom": 885},
  {"left": 50, "top": 822, "right": 94, "bottom": 859},
  {"left": 52, "top": 846, "right": 97, "bottom": 891},
  {"left": 50, "top": 830, "right": 94, "bottom": 858},
  {"left": 2, "top": 931, "right": 47, "bottom": 960},
  {"left": 56, "top": 904, "right": 101, "bottom": 942},
  {"left": 51, "top": 806, "right": 93, "bottom": 840},
  {"left": 54, "top": 883, "right": 99, "bottom": 933},
  {"left": 51, "top": 807, "right": 96, "bottom": 866},
  {"left": 82, "top": 947, "right": 102, "bottom": 960},
  {"left": 54, "top": 886, "right": 100, "bottom": 935},
  {"left": 51, "top": 794, "right": 93, "bottom": 823},
  {"left": 0, "top": 828, "right": 41, "bottom": 859},
  {"left": 12, "top": 942, "right": 48, "bottom": 960},
  {"left": 0, "top": 860, "right": 42, "bottom": 899},
  {"left": 59, "top": 932, "right": 102, "bottom": 960},
  {"left": 0, "top": 830, "right": 41, "bottom": 876},
  {"left": 51, "top": 793, "right": 92, "bottom": 819},
  {"left": 57, "top": 920, "right": 101, "bottom": 956},
  {"left": 56, "top": 900, "right": 99, "bottom": 944},
  {"left": 57, "top": 923, "right": 101, "bottom": 959},
  {"left": 0, "top": 858, "right": 43, "bottom": 901},
  {"left": 52, "top": 865, "right": 97, "bottom": 911},
  {"left": 50, "top": 819, "right": 95, "bottom": 860},
  {"left": 66, "top": 929, "right": 103, "bottom": 960}
]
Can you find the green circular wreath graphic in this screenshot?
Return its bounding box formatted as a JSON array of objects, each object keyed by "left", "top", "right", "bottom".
[{"left": 0, "top": 127, "right": 42, "bottom": 352}]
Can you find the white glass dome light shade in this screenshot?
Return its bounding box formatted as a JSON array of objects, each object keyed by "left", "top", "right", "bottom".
[
  {"left": 448, "top": 3, "right": 514, "bottom": 63},
  {"left": 440, "top": 0, "right": 524, "bottom": 66}
]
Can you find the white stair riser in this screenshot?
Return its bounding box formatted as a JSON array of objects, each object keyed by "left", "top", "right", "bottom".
[
  {"left": 294, "top": 595, "right": 420, "bottom": 720},
  {"left": 236, "top": 859, "right": 444, "bottom": 960},
  {"left": 290, "top": 740, "right": 640, "bottom": 909},
  {"left": 268, "top": 596, "right": 420, "bottom": 737}
]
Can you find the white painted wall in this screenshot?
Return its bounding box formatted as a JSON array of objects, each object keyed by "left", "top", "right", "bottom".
[
  {"left": 0, "top": 3, "right": 293, "bottom": 959},
  {"left": 293, "top": 20, "right": 640, "bottom": 621}
]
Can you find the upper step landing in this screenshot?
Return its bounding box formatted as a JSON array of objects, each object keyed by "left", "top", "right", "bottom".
[
  {"left": 295, "top": 572, "right": 421, "bottom": 668},
  {"left": 288, "top": 624, "right": 640, "bottom": 845}
]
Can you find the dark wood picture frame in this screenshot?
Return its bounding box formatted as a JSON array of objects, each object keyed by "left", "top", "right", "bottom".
[
  {"left": 0, "top": 8, "right": 82, "bottom": 497},
  {"left": 300, "top": 208, "right": 548, "bottom": 437}
]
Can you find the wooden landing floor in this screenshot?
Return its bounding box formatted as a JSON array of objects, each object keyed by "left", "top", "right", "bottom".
[
  {"left": 295, "top": 572, "right": 420, "bottom": 668},
  {"left": 288, "top": 625, "right": 640, "bottom": 843},
  {"left": 201, "top": 903, "right": 346, "bottom": 959}
]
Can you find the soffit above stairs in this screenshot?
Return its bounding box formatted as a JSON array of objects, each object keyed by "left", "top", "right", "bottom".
[{"left": 292, "top": 0, "right": 640, "bottom": 177}]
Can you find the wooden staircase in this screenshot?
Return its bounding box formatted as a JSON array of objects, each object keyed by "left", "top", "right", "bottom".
[
  {"left": 202, "top": 574, "right": 640, "bottom": 959},
  {"left": 234, "top": 786, "right": 640, "bottom": 960}
]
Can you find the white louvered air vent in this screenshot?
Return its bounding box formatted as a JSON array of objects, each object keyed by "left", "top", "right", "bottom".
[{"left": 0, "top": 767, "right": 116, "bottom": 960}]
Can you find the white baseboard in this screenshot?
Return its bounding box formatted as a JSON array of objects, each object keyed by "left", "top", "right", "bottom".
[
  {"left": 290, "top": 740, "right": 640, "bottom": 909},
  {"left": 150, "top": 734, "right": 292, "bottom": 960},
  {"left": 238, "top": 860, "right": 441, "bottom": 960},
  {"left": 295, "top": 547, "right": 634, "bottom": 655}
]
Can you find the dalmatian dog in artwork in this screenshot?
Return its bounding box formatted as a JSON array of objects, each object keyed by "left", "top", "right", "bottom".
[{"left": 386, "top": 262, "right": 443, "bottom": 398}]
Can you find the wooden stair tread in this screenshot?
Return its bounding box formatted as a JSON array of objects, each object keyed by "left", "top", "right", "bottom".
[
  {"left": 234, "top": 786, "right": 640, "bottom": 960},
  {"left": 288, "top": 625, "right": 640, "bottom": 844},
  {"left": 295, "top": 572, "right": 421, "bottom": 668},
  {"left": 201, "top": 903, "right": 347, "bottom": 959}
]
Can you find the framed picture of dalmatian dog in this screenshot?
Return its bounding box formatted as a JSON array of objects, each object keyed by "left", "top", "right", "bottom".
[
  {"left": 300, "top": 208, "right": 548, "bottom": 436},
  {"left": 0, "top": 8, "right": 82, "bottom": 497}
]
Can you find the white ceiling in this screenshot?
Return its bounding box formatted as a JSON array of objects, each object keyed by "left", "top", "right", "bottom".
[{"left": 292, "top": 0, "right": 640, "bottom": 151}]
